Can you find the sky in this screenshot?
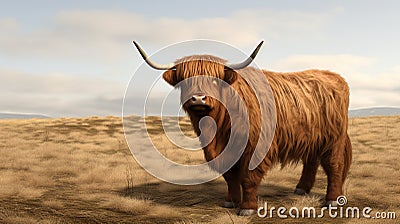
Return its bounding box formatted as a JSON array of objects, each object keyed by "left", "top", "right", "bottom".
[{"left": 0, "top": 0, "right": 399, "bottom": 117}]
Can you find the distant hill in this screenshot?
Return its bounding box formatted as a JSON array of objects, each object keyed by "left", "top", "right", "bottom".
[
  {"left": 349, "top": 107, "right": 400, "bottom": 117},
  {"left": 0, "top": 112, "right": 50, "bottom": 119}
]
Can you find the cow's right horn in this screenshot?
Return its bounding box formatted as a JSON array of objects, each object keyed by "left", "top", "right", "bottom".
[
  {"left": 133, "top": 41, "right": 175, "bottom": 70},
  {"left": 226, "top": 41, "right": 264, "bottom": 70}
]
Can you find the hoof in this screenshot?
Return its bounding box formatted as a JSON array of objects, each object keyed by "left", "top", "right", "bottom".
[
  {"left": 294, "top": 188, "right": 307, "bottom": 195},
  {"left": 324, "top": 200, "right": 339, "bottom": 207},
  {"left": 223, "top": 201, "right": 239, "bottom": 208},
  {"left": 238, "top": 209, "right": 256, "bottom": 216}
]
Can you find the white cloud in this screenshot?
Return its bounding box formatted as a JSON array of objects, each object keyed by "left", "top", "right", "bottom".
[
  {"left": 0, "top": 9, "right": 333, "bottom": 63},
  {"left": 0, "top": 69, "right": 122, "bottom": 96},
  {"left": 350, "top": 90, "right": 400, "bottom": 109},
  {"left": 270, "top": 54, "right": 376, "bottom": 72},
  {"left": 0, "top": 69, "right": 125, "bottom": 117},
  {"left": 0, "top": 18, "right": 18, "bottom": 30},
  {"left": 270, "top": 54, "right": 400, "bottom": 109}
]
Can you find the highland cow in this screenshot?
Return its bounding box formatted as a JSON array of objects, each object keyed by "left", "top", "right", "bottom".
[{"left": 133, "top": 41, "right": 352, "bottom": 216}]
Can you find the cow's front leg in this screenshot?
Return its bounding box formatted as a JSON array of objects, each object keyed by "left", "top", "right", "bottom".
[
  {"left": 239, "top": 169, "right": 263, "bottom": 216},
  {"left": 222, "top": 168, "right": 241, "bottom": 208}
]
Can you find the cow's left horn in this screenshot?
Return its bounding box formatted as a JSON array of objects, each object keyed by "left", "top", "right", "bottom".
[
  {"left": 226, "top": 41, "right": 264, "bottom": 70},
  {"left": 133, "top": 41, "right": 175, "bottom": 70}
]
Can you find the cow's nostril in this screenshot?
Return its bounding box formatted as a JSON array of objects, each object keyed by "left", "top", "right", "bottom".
[{"left": 191, "top": 94, "right": 206, "bottom": 102}]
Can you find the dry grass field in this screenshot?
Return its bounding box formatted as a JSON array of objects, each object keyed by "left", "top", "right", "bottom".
[{"left": 0, "top": 115, "right": 399, "bottom": 223}]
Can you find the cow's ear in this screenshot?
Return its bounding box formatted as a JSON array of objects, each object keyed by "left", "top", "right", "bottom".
[
  {"left": 224, "top": 68, "right": 238, "bottom": 85},
  {"left": 163, "top": 69, "right": 178, "bottom": 86}
]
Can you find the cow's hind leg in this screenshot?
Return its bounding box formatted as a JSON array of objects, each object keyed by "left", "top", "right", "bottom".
[
  {"left": 321, "top": 139, "right": 347, "bottom": 206},
  {"left": 342, "top": 134, "right": 352, "bottom": 183},
  {"left": 295, "top": 158, "right": 319, "bottom": 195},
  {"left": 222, "top": 169, "right": 241, "bottom": 208}
]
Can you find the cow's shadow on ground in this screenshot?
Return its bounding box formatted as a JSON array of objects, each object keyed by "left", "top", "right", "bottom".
[
  {"left": 118, "top": 180, "right": 326, "bottom": 209},
  {"left": 118, "top": 179, "right": 387, "bottom": 217}
]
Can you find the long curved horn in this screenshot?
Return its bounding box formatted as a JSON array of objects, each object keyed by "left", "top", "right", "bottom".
[
  {"left": 226, "top": 41, "right": 264, "bottom": 70},
  {"left": 133, "top": 41, "right": 175, "bottom": 70}
]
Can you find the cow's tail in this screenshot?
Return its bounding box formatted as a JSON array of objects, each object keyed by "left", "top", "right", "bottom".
[{"left": 342, "top": 134, "right": 352, "bottom": 183}]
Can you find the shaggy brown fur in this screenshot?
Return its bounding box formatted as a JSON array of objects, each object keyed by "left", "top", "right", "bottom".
[{"left": 162, "top": 55, "right": 352, "bottom": 213}]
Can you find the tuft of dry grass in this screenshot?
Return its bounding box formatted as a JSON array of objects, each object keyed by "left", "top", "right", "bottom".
[
  {"left": 102, "top": 196, "right": 153, "bottom": 214},
  {"left": 0, "top": 115, "right": 399, "bottom": 223}
]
